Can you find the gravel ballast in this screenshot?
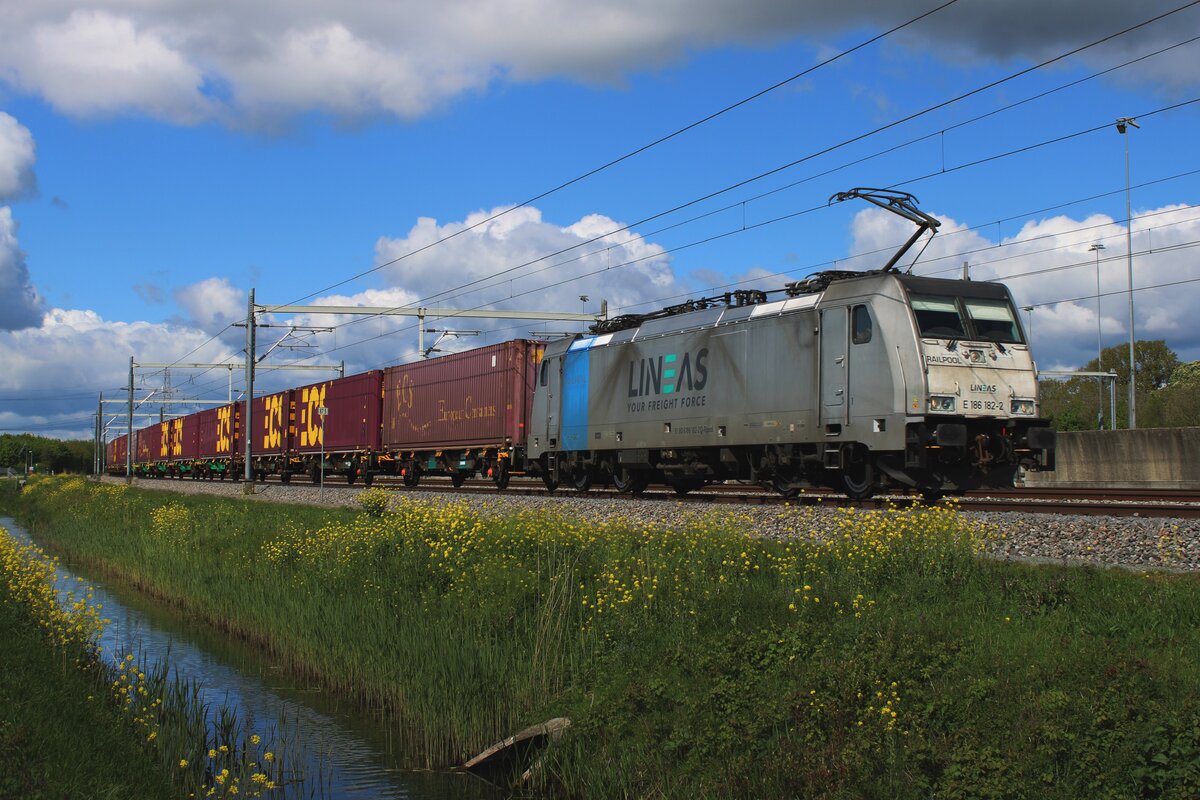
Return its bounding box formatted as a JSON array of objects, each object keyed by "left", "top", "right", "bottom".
[{"left": 98, "top": 477, "right": 1200, "bottom": 573}]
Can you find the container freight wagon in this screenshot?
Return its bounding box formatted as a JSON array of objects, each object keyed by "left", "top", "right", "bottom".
[
  {"left": 292, "top": 371, "right": 383, "bottom": 485},
  {"left": 134, "top": 425, "right": 162, "bottom": 477},
  {"left": 196, "top": 405, "right": 240, "bottom": 480},
  {"left": 248, "top": 390, "right": 293, "bottom": 481},
  {"left": 105, "top": 434, "right": 128, "bottom": 475},
  {"left": 167, "top": 413, "right": 201, "bottom": 478},
  {"left": 382, "top": 340, "right": 543, "bottom": 488}
]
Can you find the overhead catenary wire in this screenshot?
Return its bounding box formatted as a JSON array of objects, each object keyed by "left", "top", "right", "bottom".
[
  {"left": 100, "top": 131, "right": 1200, "bottom": 410},
  {"left": 613, "top": 193, "right": 1200, "bottom": 317},
  {"left": 302, "top": 0, "right": 1200, "bottom": 339},
  {"left": 410, "top": 30, "right": 1200, "bottom": 313},
  {"left": 271, "top": 93, "right": 1200, "bottom": 370},
  {"left": 258, "top": 0, "right": 966, "bottom": 315}
]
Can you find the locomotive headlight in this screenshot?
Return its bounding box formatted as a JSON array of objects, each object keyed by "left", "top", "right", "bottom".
[
  {"left": 1010, "top": 399, "right": 1035, "bottom": 415},
  {"left": 928, "top": 395, "right": 956, "bottom": 412}
]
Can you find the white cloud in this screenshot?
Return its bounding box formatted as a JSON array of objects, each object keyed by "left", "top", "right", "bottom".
[
  {"left": 0, "top": 307, "right": 239, "bottom": 436},
  {"left": 7, "top": 10, "right": 213, "bottom": 122},
  {"left": 0, "top": 1, "right": 1188, "bottom": 124},
  {"left": 228, "top": 23, "right": 492, "bottom": 122},
  {"left": 374, "top": 204, "right": 680, "bottom": 319},
  {"left": 848, "top": 203, "right": 1200, "bottom": 368},
  {"left": 239, "top": 206, "right": 686, "bottom": 369},
  {"left": 173, "top": 277, "right": 244, "bottom": 334},
  {"left": 0, "top": 113, "right": 36, "bottom": 202},
  {"left": 0, "top": 207, "right": 44, "bottom": 330}
]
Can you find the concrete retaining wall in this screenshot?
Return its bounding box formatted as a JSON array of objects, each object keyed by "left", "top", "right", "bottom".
[{"left": 1024, "top": 427, "right": 1200, "bottom": 489}]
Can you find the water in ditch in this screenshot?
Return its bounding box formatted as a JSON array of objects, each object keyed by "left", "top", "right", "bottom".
[{"left": 2, "top": 516, "right": 503, "bottom": 800}]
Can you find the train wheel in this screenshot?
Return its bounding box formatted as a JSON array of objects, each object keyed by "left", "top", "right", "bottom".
[
  {"left": 451, "top": 472, "right": 466, "bottom": 488},
  {"left": 363, "top": 472, "right": 374, "bottom": 487},
  {"left": 492, "top": 461, "right": 510, "bottom": 491},
  {"left": 280, "top": 472, "right": 291, "bottom": 485},
  {"left": 310, "top": 464, "right": 321, "bottom": 484},
  {"left": 572, "top": 467, "right": 593, "bottom": 493},
  {"left": 917, "top": 470, "right": 948, "bottom": 503},
  {"left": 840, "top": 447, "right": 876, "bottom": 500},
  {"left": 772, "top": 475, "right": 799, "bottom": 499},
  {"left": 402, "top": 466, "right": 420, "bottom": 488},
  {"left": 613, "top": 467, "right": 647, "bottom": 495},
  {"left": 671, "top": 478, "right": 705, "bottom": 497},
  {"left": 346, "top": 470, "right": 357, "bottom": 486}
]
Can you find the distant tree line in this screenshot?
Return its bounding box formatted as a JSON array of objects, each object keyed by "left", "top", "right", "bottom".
[
  {"left": 1038, "top": 340, "right": 1200, "bottom": 431},
  {"left": 0, "top": 434, "right": 94, "bottom": 475}
]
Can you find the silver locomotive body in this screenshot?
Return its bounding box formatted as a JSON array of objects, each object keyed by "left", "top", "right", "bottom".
[{"left": 528, "top": 270, "right": 1055, "bottom": 498}]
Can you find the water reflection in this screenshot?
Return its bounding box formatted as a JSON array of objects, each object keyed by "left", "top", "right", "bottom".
[{"left": 2, "top": 517, "right": 499, "bottom": 800}]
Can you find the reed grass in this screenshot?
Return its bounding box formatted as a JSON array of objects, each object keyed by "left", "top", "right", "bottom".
[
  {"left": 5, "top": 475, "right": 1200, "bottom": 799},
  {"left": 0, "top": 575, "right": 174, "bottom": 800},
  {"left": 1, "top": 480, "right": 298, "bottom": 800}
]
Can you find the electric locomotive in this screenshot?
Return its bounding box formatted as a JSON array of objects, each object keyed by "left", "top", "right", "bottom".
[{"left": 527, "top": 189, "right": 1055, "bottom": 499}]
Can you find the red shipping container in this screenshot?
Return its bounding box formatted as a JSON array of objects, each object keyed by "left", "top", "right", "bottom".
[
  {"left": 382, "top": 340, "right": 543, "bottom": 450},
  {"left": 197, "top": 408, "right": 220, "bottom": 458},
  {"left": 197, "top": 406, "right": 239, "bottom": 458},
  {"left": 170, "top": 412, "right": 201, "bottom": 462},
  {"left": 135, "top": 425, "right": 157, "bottom": 463},
  {"left": 149, "top": 421, "right": 171, "bottom": 461},
  {"left": 293, "top": 371, "right": 383, "bottom": 455},
  {"left": 249, "top": 390, "right": 293, "bottom": 457},
  {"left": 106, "top": 435, "right": 128, "bottom": 469}
]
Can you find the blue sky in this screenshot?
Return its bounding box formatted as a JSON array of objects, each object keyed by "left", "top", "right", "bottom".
[{"left": 1, "top": 0, "right": 1198, "bottom": 438}]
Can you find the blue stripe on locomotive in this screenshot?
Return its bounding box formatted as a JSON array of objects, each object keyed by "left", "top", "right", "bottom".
[{"left": 561, "top": 343, "right": 591, "bottom": 451}]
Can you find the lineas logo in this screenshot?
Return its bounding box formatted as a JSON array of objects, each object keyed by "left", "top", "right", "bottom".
[{"left": 628, "top": 348, "right": 709, "bottom": 397}]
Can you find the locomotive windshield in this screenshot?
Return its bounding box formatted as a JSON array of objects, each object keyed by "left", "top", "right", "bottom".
[
  {"left": 963, "top": 298, "right": 1022, "bottom": 343},
  {"left": 910, "top": 293, "right": 1024, "bottom": 344}
]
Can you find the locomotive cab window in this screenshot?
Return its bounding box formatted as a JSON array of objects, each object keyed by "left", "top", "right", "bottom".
[
  {"left": 911, "top": 294, "right": 967, "bottom": 339},
  {"left": 539, "top": 359, "right": 549, "bottom": 387},
  {"left": 964, "top": 298, "right": 1022, "bottom": 344},
  {"left": 851, "top": 304, "right": 872, "bottom": 344}
]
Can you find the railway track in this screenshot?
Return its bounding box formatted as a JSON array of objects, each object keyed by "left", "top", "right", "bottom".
[{"left": 130, "top": 474, "right": 1200, "bottom": 519}]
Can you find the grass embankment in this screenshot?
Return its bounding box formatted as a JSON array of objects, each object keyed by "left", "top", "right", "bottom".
[{"left": 6, "top": 476, "right": 1200, "bottom": 799}]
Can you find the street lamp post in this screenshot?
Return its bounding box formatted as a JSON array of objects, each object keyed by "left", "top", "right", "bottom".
[
  {"left": 1117, "top": 116, "right": 1139, "bottom": 428},
  {"left": 1089, "top": 242, "right": 1106, "bottom": 428},
  {"left": 1022, "top": 306, "right": 1034, "bottom": 343}
]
